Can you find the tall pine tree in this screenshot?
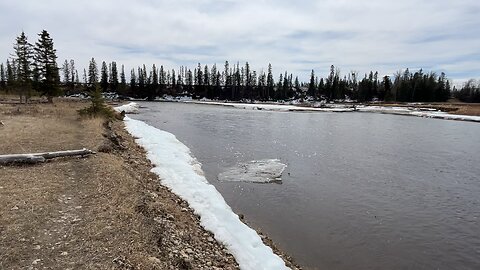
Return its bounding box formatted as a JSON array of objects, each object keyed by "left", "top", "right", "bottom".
[
  {"left": 13, "top": 31, "right": 33, "bottom": 103},
  {"left": 100, "top": 61, "right": 109, "bottom": 92},
  {"left": 34, "top": 30, "right": 60, "bottom": 102},
  {"left": 87, "top": 58, "right": 98, "bottom": 90}
]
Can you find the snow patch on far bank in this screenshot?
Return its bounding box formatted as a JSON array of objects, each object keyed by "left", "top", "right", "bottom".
[
  {"left": 186, "top": 101, "right": 480, "bottom": 122},
  {"left": 187, "top": 101, "right": 354, "bottom": 112},
  {"left": 122, "top": 116, "right": 289, "bottom": 270},
  {"left": 358, "top": 106, "right": 480, "bottom": 122},
  {"left": 114, "top": 102, "right": 139, "bottom": 114}
]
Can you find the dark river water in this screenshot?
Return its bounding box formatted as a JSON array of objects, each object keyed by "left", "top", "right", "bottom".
[{"left": 131, "top": 102, "right": 480, "bottom": 270}]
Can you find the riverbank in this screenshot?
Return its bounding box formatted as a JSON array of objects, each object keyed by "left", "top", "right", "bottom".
[
  {"left": 0, "top": 99, "right": 243, "bottom": 269},
  {"left": 170, "top": 100, "right": 479, "bottom": 122}
]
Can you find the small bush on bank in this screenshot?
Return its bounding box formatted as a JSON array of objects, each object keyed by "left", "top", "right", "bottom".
[{"left": 78, "top": 86, "right": 116, "bottom": 119}]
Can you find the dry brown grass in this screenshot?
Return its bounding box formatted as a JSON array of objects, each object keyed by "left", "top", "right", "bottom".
[{"left": 0, "top": 99, "right": 240, "bottom": 269}]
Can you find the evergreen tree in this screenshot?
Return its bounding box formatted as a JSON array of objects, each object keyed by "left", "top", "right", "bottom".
[
  {"left": 13, "top": 31, "right": 34, "bottom": 103},
  {"left": 267, "top": 63, "right": 274, "bottom": 100},
  {"left": 83, "top": 68, "right": 87, "bottom": 84},
  {"left": 283, "top": 71, "right": 290, "bottom": 99},
  {"left": 137, "top": 65, "right": 147, "bottom": 97},
  {"left": 0, "top": 63, "right": 6, "bottom": 90},
  {"left": 110, "top": 61, "right": 118, "bottom": 93},
  {"left": 177, "top": 69, "right": 184, "bottom": 94},
  {"left": 223, "top": 61, "right": 231, "bottom": 99},
  {"left": 277, "top": 73, "right": 283, "bottom": 100},
  {"left": 100, "top": 61, "right": 108, "bottom": 92},
  {"left": 159, "top": 65, "right": 166, "bottom": 95},
  {"left": 244, "top": 62, "right": 252, "bottom": 100},
  {"left": 381, "top": 76, "right": 392, "bottom": 101},
  {"left": 130, "top": 68, "right": 137, "bottom": 96},
  {"left": 74, "top": 70, "right": 80, "bottom": 91},
  {"left": 186, "top": 69, "right": 193, "bottom": 93},
  {"left": 87, "top": 58, "right": 98, "bottom": 90},
  {"left": 151, "top": 64, "right": 158, "bottom": 96},
  {"left": 171, "top": 69, "right": 176, "bottom": 96},
  {"left": 70, "top": 59, "right": 76, "bottom": 88},
  {"left": 119, "top": 64, "right": 126, "bottom": 95},
  {"left": 33, "top": 30, "right": 60, "bottom": 102},
  {"left": 62, "top": 59, "right": 70, "bottom": 84},
  {"left": 308, "top": 70, "right": 316, "bottom": 98},
  {"left": 294, "top": 76, "right": 300, "bottom": 94},
  {"left": 194, "top": 63, "right": 203, "bottom": 97}
]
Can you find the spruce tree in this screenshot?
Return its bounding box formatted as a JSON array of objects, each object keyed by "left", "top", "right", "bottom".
[
  {"left": 70, "top": 60, "right": 76, "bottom": 88},
  {"left": 0, "top": 63, "right": 6, "bottom": 90},
  {"left": 6, "top": 60, "right": 15, "bottom": 93},
  {"left": 110, "top": 61, "right": 118, "bottom": 93},
  {"left": 267, "top": 63, "right": 274, "bottom": 100},
  {"left": 308, "top": 70, "right": 316, "bottom": 98},
  {"left": 119, "top": 64, "right": 126, "bottom": 95},
  {"left": 62, "top": 59, "right": 70, "bottom": 84},
  {"left": 151, "top": 64, "right": 158, "bottom": 97},
  {"left": 87, "top": 58, "right": 98, "bottom": 90},
  {"left": 13, "top": 31, "right": 34, "bottom": 103},
  {"left": 130, "top": 68, "right": 136, "bottom": 96},
  {"left": 34, "top": 30, "right": 60, "bottom": 102},
  {"left": 294, "top": 76, "right": 300, "bottom": 94},
  {"left": 100, "top": 61, "right": 108, "bottom": 92}
]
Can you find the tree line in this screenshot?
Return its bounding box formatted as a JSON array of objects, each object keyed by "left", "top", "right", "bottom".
[
  {"left": 453, "top": 79, "right": 480, "bottom": 103},
  {"left": 1, "top": 30, "right": 60, "bottom": 103},
  {"left": 74, "top": 60, "right": 452, "bottom": 103},
  {"left": 2, "top": 30, "right": 478, "bottom": 103}
]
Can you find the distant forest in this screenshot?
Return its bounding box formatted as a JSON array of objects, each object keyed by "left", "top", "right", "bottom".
[{"left": 1, "top": 30, "right": 479, "bottom": 103}]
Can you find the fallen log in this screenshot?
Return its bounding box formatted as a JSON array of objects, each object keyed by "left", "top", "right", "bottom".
[{"left": 0, "top": 148, "right": 96, "bottom": 165}]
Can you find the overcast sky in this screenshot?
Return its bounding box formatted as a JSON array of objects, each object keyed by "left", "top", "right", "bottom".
[{"left": 1, "top": 0, "right": 479, "bottom": 83}]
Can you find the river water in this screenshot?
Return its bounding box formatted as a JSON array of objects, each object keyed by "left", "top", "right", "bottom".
[{"left": 131, "top": 102, "right": 480, "bottom": 270}]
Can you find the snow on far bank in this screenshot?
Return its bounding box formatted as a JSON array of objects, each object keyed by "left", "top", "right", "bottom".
[
  {"left": 122, "top": 116, "right": 289, "bottom": 270},
  {"left": 114, "top": 102, "right": 140, "bottom": 114},
  {"left": 357, "top": 106, "right": 480, "bottom": 122},
  {"left": 187, "top": 101, "right": 355, "bottom": 112},
  {"left": 187, "top": 101, "right": 480, "bottom": 122},
  {"left": 409, "top": 111, "right": 480, "bottom": 122}
]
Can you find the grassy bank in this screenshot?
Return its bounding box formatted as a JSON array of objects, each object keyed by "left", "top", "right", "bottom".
[{"left": 0, "top": 99, "right": 240, "bottom": 269}]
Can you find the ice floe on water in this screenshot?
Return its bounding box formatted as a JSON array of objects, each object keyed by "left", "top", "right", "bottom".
[
  {"left": 121, "top": 115, "right": 289, "bottom": 270},
  {"left": 218, "top": 159, "right": 287, "bottom": 183}
]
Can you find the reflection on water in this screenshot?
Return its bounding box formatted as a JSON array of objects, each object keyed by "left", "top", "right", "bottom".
[{"left": 132, "top": 102, "right": 480, "bottom": 270}]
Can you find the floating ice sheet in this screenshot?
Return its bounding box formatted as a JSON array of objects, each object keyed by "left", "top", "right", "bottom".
[{"left": 218, "top": 159, "right": 287, "bottom": 183}]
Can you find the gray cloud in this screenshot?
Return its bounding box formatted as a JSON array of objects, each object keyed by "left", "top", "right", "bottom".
[{"left": 0, "top": 0, "right": 479, "bottom": 82}]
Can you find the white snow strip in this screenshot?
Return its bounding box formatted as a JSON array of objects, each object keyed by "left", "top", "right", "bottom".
[
  {"left": 187, "top": 100, "right": 355, "bottom": 112},
  {"left": 409, "top": 111, "right": 480, "bottom": 122},
  {"left": 122, "top": 116, "right": 289, "bottom": 270},
  {"left": 358, "top": 106, "right": 480, "bottom": 122},
  {"left": 182, "top": 101, "right": 480, "bottom": 122},
  {"left": 114, "top": 102, "right": 140, "bottom": 114}
]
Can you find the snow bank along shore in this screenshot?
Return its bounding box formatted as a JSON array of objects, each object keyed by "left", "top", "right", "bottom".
[{"left": 117, "top": 103, "right": 289, "bottom": 270}]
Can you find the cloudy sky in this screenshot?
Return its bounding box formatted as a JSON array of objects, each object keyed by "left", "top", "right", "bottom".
[{"left": 0, "top": 0, "right": 479, "bottom": 83}]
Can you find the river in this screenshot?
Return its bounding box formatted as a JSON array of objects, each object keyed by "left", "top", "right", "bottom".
[{"left": 131, "top": 101, "right": 480, "bottom": 270}]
